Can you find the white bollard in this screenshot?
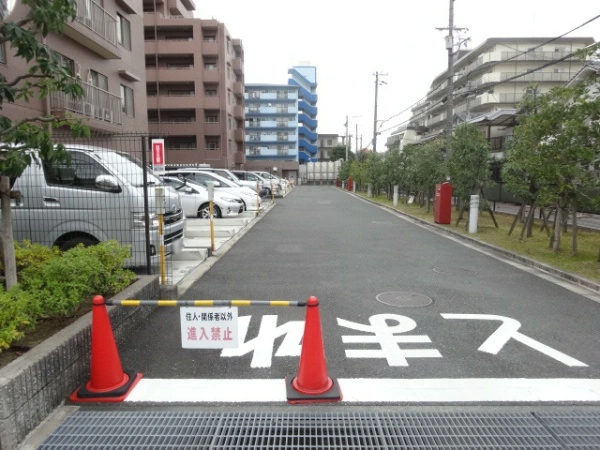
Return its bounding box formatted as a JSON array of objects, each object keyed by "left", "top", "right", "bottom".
[
  {"left": 368, "top": 184, "right": 372, "bottom": 198},
  {"left": 469, "top": 194, "right": 479, "bottom": 234},
  {"left": 393, "top": 185, "right": 398, "bottom": 207},
  {"left": 352, "top": 182, "right": 356, "bottom": 193}
]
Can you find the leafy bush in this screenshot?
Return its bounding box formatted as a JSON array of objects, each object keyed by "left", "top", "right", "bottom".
[
  {"left": 14, "top": 240, "right": 61, "bottom": 272},
  {"left": 0, "top": 240, "right": 135, "bottom": 351},
  {"left": 0, "top": 286, "right": 35, "bottom": 351},
  {"left": 19, "top": 240, "right": 136, "bottom": 317}
]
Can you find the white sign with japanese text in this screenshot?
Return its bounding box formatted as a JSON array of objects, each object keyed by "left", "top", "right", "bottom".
[{"left": 181, "top": 307, "right": 238, "bottom": 349}]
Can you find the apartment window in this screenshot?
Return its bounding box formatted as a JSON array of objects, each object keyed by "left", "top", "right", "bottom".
[
  {"left": 206, "top": 139, "right": 219, "bottom": 150},
  {"left": 327, "top": 139, "right": 333, "bottom": 145},
  {"left": 249, "top": 147, "right": 260, "bottom": 156},
  {"left": 204, "top": 35, "right": 216, "bottom": 42},
  {"left": 54, "top": 52, "right": 75, "bottom": 75},
  {"left": 205, "top": 89, "right": 217, "bottom": 96},
  {"left": 120, "top": 84, "right": 134, "bottom": 117},
  {"left": 117, "top": 13, "right": 131, "bottom": 50},
  {"left": 89, "top": 70, "right": 108, "bottom": 91},
  {"left": 0, "top": 43, "right": 5, "bottom": 64},
  {"left": 205, "top": 112, "right": 219, "bottom": 123}
]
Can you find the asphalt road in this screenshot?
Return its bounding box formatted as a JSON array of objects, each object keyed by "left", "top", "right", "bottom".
[{"left": 118, "top": 186, "right": 600, "bottom": 401}]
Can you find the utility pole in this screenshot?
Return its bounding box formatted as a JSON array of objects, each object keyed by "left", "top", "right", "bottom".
[
  {"left": 436, "top": 0, "right": 468, "bottom": 161},
  {"left": 372, "top": 71, "right": 387, "bottom": 152},
  {"left": 344, "top": 115, "right": 349, "bottom": 161}
]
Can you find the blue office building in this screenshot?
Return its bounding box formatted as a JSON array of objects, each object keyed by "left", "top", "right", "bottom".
[{"left": 288, "top": 66, "right": 318, "bottom": 162}]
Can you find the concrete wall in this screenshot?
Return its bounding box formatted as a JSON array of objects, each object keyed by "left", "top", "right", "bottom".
[{"left": 0, "top": 276, "right": 160, "bottom": 450}]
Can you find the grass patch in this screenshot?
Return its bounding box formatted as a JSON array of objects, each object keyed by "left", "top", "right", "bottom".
[{"left": 361, "top": 193, "right": 600, "bottom": 282}]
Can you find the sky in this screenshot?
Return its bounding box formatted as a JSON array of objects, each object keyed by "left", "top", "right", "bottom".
[{"left": 193, "top": 1, "right": 599, "bottom": 151}]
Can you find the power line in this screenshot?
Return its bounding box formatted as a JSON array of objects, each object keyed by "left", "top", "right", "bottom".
[
  {"left": 375, "top": 14, "right": 600, "bottom": 138},
  {"left": 377, "top": 39, "right": 599, "bottom": 137}
]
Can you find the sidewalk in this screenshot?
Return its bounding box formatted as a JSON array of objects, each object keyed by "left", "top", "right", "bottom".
[{"left": 490, "top": 201, "right": 600, "bottom": 231}]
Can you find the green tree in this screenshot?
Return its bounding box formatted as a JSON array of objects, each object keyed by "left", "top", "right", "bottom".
[
  {"left": 504, "top": 76, "right": 600, "bottom": 254},
  {"left": 448, "top": 123, "right": 492, "bottom": 224},
  {"left": 330, "top": 144, "right": 354, "bottom": 162},
  {"left": 412, "top": 139, "right": 446, "bottom": 211},
  {"left": 0, "top": 0, "right": 88, "bottom": 288}
]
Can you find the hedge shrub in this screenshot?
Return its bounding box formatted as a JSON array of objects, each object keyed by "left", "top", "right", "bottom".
[{"left": 1, "top": 240, "right": 136, "bottom": 351}]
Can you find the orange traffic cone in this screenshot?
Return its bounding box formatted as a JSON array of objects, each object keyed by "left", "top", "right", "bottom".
[
  {"left": 286, "top": 296, "right": 342, "bottom": 404},
  {"left": 70, "top": 295, "right": 142, "bottom": 402}
]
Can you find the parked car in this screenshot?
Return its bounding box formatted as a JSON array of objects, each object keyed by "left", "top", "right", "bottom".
[
  {"left": 195, "top": 167, "right": 264, "bottom": 194},
  {"left": 5, "top": 144, "right": 185, "bottom": 267},
  {"left": 252, "top": 171, "right": 287, "bottom": 194},
  {"left": 162, "top": 177, "right": 244, "bottom": 219},
  {"left": 165, "top": 169, "right": 261, "bottom": 211},
  {"left": 231, "top": 170, "right": 273, "bottom": 197}
]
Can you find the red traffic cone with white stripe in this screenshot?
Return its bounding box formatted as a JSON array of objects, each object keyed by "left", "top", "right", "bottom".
[
  {"left": 286, "top": 296, "right": 342, "bottom": 403},
  {"left": 70, "top": 295, "right": 142, "bottom": 402}
]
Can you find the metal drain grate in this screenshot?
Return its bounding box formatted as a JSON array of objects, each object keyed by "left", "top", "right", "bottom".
[
  {"left": 536, "top": 412, "right": 600, "bottom": 450},
  {"left": 34, "top": 410, "right": 595, "bottom": 449}
]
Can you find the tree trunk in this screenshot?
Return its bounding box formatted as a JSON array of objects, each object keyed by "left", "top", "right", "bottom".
[
  {"left": 571, "top": 197, "right": 577, "bottom": 256},
  {"left": 1, "top": 175, "right": 18, "bottom": 288},
  {"left": 508, "top": 204, "right": 524, "bottom": 236},
  {"left": 520, "top": 203, "right": 535, "bottom": 240},
  {"left": 539, "top": 207, "right": 551, "bottom": 237},
  {"left": 552, "top": 199, "right": 562, "bottom": 252},
  {"left": 526, "top": 201, "right": 536, "bottom": 237}
]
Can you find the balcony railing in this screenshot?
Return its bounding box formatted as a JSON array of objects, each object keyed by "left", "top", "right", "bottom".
[
  {"left": 74, "top": 0, "right": 117, "bottom": 47},
  {"left": 501, "top": 50, "right": 575, "bottom": 61},
  {"left": 500, "top": 72, "right": 572, "bottom": 82},
  {"left": 50, "top": 79, "right": 122, "bottom": 125}
]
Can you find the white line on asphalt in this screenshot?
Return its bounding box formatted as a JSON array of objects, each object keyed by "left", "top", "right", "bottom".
[{"left": 125, "top": 378, "right": 600, "bottom": 403}]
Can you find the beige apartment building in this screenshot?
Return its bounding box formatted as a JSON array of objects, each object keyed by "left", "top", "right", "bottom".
[
  {"left": 393, "top": 37, "right": 595, "bottom": 159},
  {"left": 143, "top": 0, "right": 246, "bottom": 168},
  {"left": 0, "top": 0, "right": 148, "bottom": 136}
]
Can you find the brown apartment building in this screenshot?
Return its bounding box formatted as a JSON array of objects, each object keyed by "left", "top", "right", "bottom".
[
  {"left": 143, "top": 0, "right": 246, "bottom": 169},
  {"left": 0, "top": 0, "right": 148, "bottom": 137}
]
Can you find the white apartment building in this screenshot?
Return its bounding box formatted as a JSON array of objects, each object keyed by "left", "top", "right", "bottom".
[{"left": 399, "top": 37, "right": 595, "bottom": 159}]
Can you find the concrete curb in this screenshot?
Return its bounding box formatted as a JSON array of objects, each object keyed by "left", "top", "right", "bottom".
[
  {"left": 0, "top": 276, "right": 160, "bottom": 450},
  {"left": 350, "top": 189, "right": 600, "bottom": 294}
]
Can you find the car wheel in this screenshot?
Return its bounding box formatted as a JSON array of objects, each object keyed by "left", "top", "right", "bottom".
[
  {"left": 198, "top": 204, "right": 222, "bottom": 219},
  {"left": 59, "top": 235, "right": 98, "bottom": 252},
  {"left": 241, "top": 200, "right": 247, "bottom": 211}
]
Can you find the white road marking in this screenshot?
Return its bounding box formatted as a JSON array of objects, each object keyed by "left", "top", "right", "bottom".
[
  {"left": 442, "top": 314, "right": 588, "bottom": 367},
  {"left": 338, "top": 315, "right": 442, "bottom": 366},
  {"left": 125, "top": 378, "right": 600, "bottom": 403},
  {"left": 220, "top": 315, "right": 303, "bottom": 367}
]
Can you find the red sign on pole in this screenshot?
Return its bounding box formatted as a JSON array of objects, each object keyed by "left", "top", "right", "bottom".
[{"left": 151, "top": 139, "right": 165, "bottom": 174}]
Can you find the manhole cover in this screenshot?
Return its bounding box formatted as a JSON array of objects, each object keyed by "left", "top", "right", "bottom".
[
  {"left": 376, "top": 291, "right": 433, "bottom": 307},
  {"left": 433, "top": 267, "right": 478, "bottom": 276}
]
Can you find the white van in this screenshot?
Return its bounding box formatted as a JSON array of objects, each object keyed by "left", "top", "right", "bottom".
[{"left": 8, "top": 144, "right": 185, "bottom": 267}]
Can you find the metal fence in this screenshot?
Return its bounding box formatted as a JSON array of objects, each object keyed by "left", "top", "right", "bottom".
[{"left": 11, "top": 133, "right": 182, "bottom": 282}]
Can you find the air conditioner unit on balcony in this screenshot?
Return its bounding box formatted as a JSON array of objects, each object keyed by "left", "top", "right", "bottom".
[
  {"left": 83, "top": 102, "right": 94, "bottom": 116},
  {"left": 101, "top": 108, "right": 113, "bottom": 122}
]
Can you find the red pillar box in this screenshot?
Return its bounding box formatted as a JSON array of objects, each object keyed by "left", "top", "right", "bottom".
[
  {"left": 347, "top": 177, "right": 353, "bottom": 191},
  {"left": 434, "top": 182, "right": 452, "bottom": 224}
]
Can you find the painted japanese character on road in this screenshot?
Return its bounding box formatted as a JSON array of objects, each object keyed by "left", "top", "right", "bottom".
[{"left": 337, "top": 314, "right": 442, "bottom": 366}]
